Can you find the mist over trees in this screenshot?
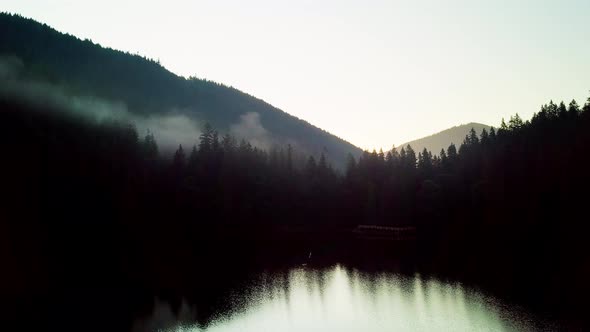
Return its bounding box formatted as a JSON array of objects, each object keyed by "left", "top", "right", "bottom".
[
  {"left": 2, "top": 10, "right": 590, "bottom": 332},
  {"left": 2, "top": 91, "right": 590, "bottom": 328},
  {"left": 0, "top": 12, "right": 361, "bottom": 168}
]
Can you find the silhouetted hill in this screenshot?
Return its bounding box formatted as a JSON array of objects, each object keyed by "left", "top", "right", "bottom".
[
  {"left": 0, "top": 12, "right": 361, "bottom": 168},
  {"left": 398, "top": 123, "right": 491, "bottom": 154}
]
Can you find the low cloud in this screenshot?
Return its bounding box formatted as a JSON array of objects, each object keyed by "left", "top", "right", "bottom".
[
  {"left": 0, "top": 55, "right": 24, "bottom": 80},
  {"left": 136, "top": 113, "right": 200, "bottom": 153},
  {"left": 230, "top": 112, "right": 271, "bottom": 150},
  {"left": 0, "top": 56, "right": 202, "bottom": 155}
]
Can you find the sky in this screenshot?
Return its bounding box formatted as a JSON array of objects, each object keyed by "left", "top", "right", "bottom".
[{"left": 4, "top": 0, "right": 590, "bottom": 150}]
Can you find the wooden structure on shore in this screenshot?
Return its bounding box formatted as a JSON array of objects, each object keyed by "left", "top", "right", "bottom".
[{"left": 353, "top": 225, "right": 416, "bottom": 242}]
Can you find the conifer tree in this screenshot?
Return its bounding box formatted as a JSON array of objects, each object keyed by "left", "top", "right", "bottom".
[
  {"left": 199, "top": 123, "right": 214, "bottom": 154},
  {"left": 173, "top": 144, "right": 186, "bottom": 169},
  {"left": 142, "top": 130, "right": 159, "bottom": 160}
]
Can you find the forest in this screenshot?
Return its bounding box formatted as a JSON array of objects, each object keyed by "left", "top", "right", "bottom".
[
  {"left": 3, "top": 3, "right": 590, "bottom": 331},
  {"left": 2, "top": 91, "right": 590, "bottom": 330},
  {"left": 0, "top": 12, "right": 362, "bottom": 168}
]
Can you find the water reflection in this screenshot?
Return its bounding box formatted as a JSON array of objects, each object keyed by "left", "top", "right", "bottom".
[{"left": 137, "top": 265, "right": 542, "bottom": 332}]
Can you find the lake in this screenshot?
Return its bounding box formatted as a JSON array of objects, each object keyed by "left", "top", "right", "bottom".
[{"left": 134, "top": 264, "right": 549, "bottom": 332}]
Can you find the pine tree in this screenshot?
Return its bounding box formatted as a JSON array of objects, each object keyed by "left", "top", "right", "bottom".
[
  {"left": 498, "top": 118, "right": 509, "bottom": 136},
  {"left": 173, "top": 144, "right": 186, "bottom": 169},
  {"left": 468, "top": 128, "right": 479, "bottom": 145},
  {"left": 568, "top": 99, "right": 580, "bottom": 117},
  {"left": 447, "top": 143, "right": 457, "bottom": 161},
  {"left": 389, "top": 146, "right": 400, "bottom": 170},
  {"left": 385, "top": 151, "right": 393, "bottom": 168},
  {"left": 404, "top": 144, "right": 416, "bottom": 169},
  {"left": 378, "top": 148, "right": 385, "bottom": 163},
  {"left": 489, "top": 127, "right": 496, "bottom": 141},
  {"left": 199, "top": 123, "right": 214, "bottom": 154},
  {"left": 547, "top": 100, "right": 558, "bottom": 118},
  {"left": 418, "top": 151, "right": 423, "bottom": 168},
  {"left": 306, "top": 156, "right": 317, "bottom": 177},
  {"left": 221, "top": 133, "right": 236, "bottom": 153},
  {"left": 480, "top": 128, "right": 489, "bottom": 145},
  {"left": 269, "top": 146, "right": 279, "bottom": 167},
  {"left": 508, "top": 113, "right": 524, "bottom": 130},
  {"left": 440, "top": 148, "right": 448, "bottom": 170},
  {"left": 188, "top": 145, "right": 198, "bottom": 169},
  {"left": 346, "top": 153, "right": 357, "bottom": 178},
  {"left": 142, "top": 130, "right": 159, "bottom": 160},
  {"left": 124, "top": 123, "right": 139, "bottom": 146},
  {"left": 212, "top": 130, "right": 220, "bottom": 153},
  {"left": 557, "top": 101, "right": 568, "bottom": 119},
  {"left": 584, "top": 96, "right": 590, "bottom": 113},
  {"left": 418, "top": 147, "right": 432, "bottom": 172},
  {"left": 432, "top": 154, "right": 441, "bottom": 168},
  {"left": 318, "top": 153, "right": 328, "bottom": 171},
  {"left": 398, "top": 147, "right": 408, "bottom": 177}
]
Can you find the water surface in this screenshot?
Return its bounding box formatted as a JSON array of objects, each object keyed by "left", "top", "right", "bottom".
[{"left": 136, "top": 265, "right": 545, "bottom": 332}]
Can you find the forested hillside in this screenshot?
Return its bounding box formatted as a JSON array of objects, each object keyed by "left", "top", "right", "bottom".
[
  {"left": 0, "top": 12, "right": 361, "bottom": 168},
  {"left": 3, "top": 11, "right": 590, "bottom": 331},
  {"left": 397, "top": 122, "right": 491, "bottom": 156},
  {"left": 2, "top": 84, "right": 589, "bottom": 329}
]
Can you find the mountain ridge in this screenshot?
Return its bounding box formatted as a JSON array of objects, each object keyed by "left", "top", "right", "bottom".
[
  {"left": 397, "top": 122, "right": 492, "bottom": 155},
  {"left": 0, "top": 12, "right": 362, "bottom": 168}
]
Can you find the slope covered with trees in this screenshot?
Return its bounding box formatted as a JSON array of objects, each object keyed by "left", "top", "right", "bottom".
[
  {"left": 2, "top": 11, "right": 590, "bottom": 331},
  {"left": 397, "top": 122, "right": 491, "bottom": 156},
  {"left": 2, "top": 88, "right": 590, "bottom": 329},
  {"left": 0, "top": 12, "right": 361, "bottom": 168}
]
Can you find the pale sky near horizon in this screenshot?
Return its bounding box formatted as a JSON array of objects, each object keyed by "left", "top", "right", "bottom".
[{"left": 4, "top": 0, "right": 589, "bottom": 150}]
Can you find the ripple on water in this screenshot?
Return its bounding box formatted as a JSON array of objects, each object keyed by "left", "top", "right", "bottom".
[{"left": 137, "top": 265, "right": 550, "bottom": 332}]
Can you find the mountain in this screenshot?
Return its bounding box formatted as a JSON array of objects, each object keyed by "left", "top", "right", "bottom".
[
  {"left": 0, "top": 12, "right": 362, "bottom": 168},
  {"left": 398, "top": 122, "right": 491, "bottom": 155}
]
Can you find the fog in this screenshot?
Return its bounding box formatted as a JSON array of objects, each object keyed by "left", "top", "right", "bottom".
[
  {"left": 0, "top": 55, "right": 290, "bottom": 156},
  {"left": 0, "top": 55, "right": 205, "bottom": 155},
  {"left": 230, "top": 112, "right": 271, "bottom": 151}
]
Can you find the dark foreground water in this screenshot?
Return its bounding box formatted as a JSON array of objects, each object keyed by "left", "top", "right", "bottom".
[{"left": 134, "top": 265, "right": 550, "bottom": 332}]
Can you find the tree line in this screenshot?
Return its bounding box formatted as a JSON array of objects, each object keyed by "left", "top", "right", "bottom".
[
  {"left": 2, "top": 95, "right": 590, "bottom": 328},
  {"left": 0, "top": 12, "right": 363, "bottom": 169}
]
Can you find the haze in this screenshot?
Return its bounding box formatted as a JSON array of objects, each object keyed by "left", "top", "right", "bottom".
[{"left": 5, "top": 0, "right": 589, "bottom": 150}]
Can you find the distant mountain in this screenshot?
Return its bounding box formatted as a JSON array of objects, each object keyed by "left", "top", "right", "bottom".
[
  {"left": 0, "top": 13, "right": 362, "bottom": 168},
  {"left": 398, "top": 123, "right": 492, "bottom": 155}
]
